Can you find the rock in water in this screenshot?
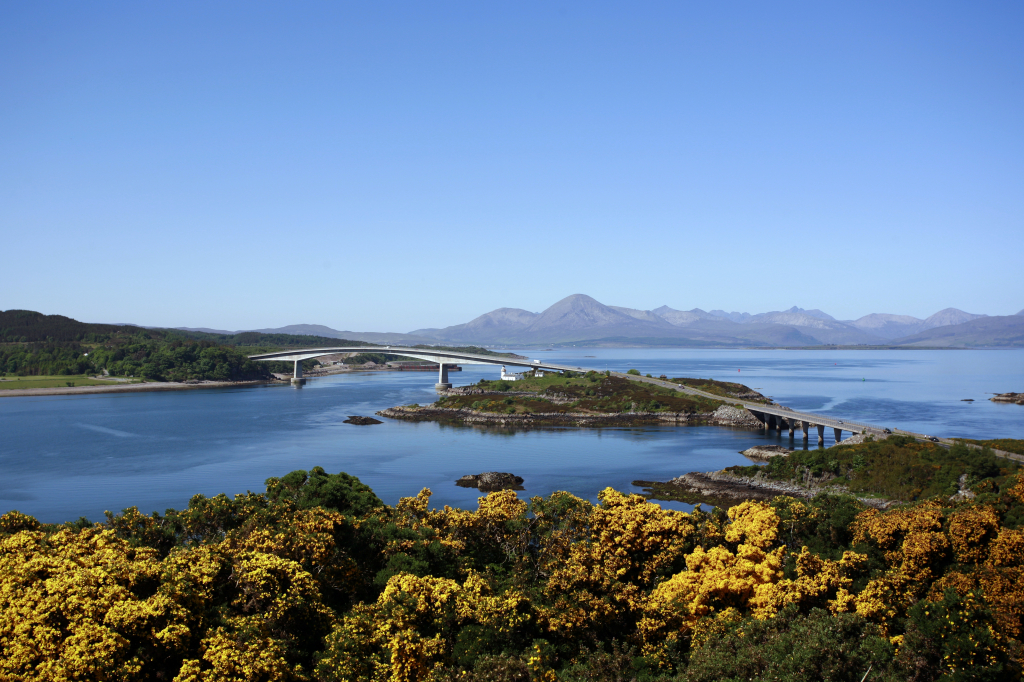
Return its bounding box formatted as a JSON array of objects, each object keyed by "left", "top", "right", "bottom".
[
  {"left": 991, "top": 393, "right": 1024, "bottom": 405},
  {"left": 344, "top": 416, "right": 383, "bottom": 425},
  {"left": 455, "top": 472, "right": 524, "bottom": 491},
  {"left": 741, "top": 445, "right": 792, "bottom": 461}
]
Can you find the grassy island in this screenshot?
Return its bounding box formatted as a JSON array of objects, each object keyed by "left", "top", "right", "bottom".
[
  {"left": 379, "top": 371, "right": 767, "bottom": 427},
  {"left": 4, "top": 465, "right": 1024, "bottom": 680}
]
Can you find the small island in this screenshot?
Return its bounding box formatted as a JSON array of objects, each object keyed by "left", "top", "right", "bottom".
[{"left": 377, "top": 371, "right": 767, "bottom": 428}]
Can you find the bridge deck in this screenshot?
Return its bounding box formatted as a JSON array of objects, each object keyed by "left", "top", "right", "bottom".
[{"left": 248, "top": 346, "right": 586, "bottom": 373}]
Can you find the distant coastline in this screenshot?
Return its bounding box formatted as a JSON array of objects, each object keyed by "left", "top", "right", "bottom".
[{"left": 0, "top": 379, "right": 280, "bottom": 398}]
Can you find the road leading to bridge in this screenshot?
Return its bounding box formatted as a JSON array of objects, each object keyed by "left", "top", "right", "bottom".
[{"left": 611, "top": 372, "right": 1024, "bottom": 463}]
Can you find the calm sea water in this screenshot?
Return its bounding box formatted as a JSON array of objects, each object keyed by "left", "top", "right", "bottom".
[{"left": 1, "top": 349, "right": 1022, "bottom": 523}]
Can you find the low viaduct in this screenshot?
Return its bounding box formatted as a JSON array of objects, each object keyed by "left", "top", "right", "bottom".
[{"left": 248, "top": 346, "right": 1017, "bottom": 457}]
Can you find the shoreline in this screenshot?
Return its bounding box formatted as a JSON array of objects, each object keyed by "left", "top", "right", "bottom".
[
  {"left": 0, "top": 378, "right": 284, "bottom": 398},
  {"left": 635, "top": 469, "right": 896, "bottom": 509},
  {"left": 376, "top": 404, "right": 762, "bottom": 429}
]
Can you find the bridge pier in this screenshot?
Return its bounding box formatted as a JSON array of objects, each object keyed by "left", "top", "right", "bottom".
[
  {"left": 291, "top": 360, "right": 305, "bottom": 385},
  {"left": 436, "top": 363, "right": 452, "bottom": 391},
  {"left": 802, "top": 421, "right": 810, "bottom": 441},
  {"left": 817, "top": 424, "right": 825, "bottom": 445},
  {"left": 788, "top": 420, "right": 796, "bottom": 437},
  {"left": 834, "top": 427, "right": 843, "bottom": 444},
  {"left": 766, "top": 414, "right": 775, "bottom": 431}
]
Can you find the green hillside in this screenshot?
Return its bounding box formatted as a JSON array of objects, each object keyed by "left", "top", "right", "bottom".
[{"left": 0, "top": 310, "right": 373, "bottom": 382}]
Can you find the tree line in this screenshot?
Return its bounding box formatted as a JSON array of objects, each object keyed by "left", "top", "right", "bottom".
[{"left": 0, "top": 310, "right": 372, "bottom": 381}]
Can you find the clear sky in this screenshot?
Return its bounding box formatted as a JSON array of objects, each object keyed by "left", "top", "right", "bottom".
[{"left": 2, "top": 1, "right": 1022, "bottom": 331}]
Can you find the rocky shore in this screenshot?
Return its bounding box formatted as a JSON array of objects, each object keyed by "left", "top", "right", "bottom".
[
  {"left": 635, "top": 469, "right": 894, "bottom": 509},
  {"left": 455, "top": 472, "right": 524, "bottom": 491},
  {"left": 740, "top": 445, "right": 793, "bottom": 461},
  {"left": 376, "top": 403, "right": 764, "bottom": 429},
  {"left": 992, "top": 393, "right": 1024, "bottom": 405}
]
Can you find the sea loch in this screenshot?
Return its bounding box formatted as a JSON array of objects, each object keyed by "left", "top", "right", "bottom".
[{"left": 1, "top": 348, "right": 1022, "bottom": 523}]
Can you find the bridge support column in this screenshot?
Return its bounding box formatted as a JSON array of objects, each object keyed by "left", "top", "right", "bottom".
[
  {"left": 291, "top": 360, "right": 305, "bottom": 385},
  {"left": 834, "top": 428, "right": 843, "bottom": 444},
  {"left": 776, "top": 417, "right": 787, "bottom": 435},
  {"left": 817, "top": 424, "right": 825, "bottom": 445},
  {"left": 765, "top": 415, "right": 774, "bottom": 431},
  {"left": 788, "top": 420, "right": 796, "bottom": 437},
  {"left": 436, "top": 363, "right": 452, "bottom": 391},
  {"left": 802, "top": 421, "right": 810, "bottom": 440}
]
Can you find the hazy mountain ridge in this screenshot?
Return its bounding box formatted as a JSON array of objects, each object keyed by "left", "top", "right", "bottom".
[
  {"left": 407, "top": 295, "right": 1020, "bottom": 347},
  {"left": 886, "top": 315, "right": 1024, "bottom": 348}
]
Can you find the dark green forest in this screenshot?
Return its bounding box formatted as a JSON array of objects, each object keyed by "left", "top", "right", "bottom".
[{"left": 0, "top": 310, "right": 370, "bottom": 381}]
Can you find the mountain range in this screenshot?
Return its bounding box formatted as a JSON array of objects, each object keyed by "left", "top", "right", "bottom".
[
  {"left": 180, "top": 295, "right": 1024, "bottom": 348},
  {"left": 407, "top": 295, "right": 1022, "bottom": 347}
]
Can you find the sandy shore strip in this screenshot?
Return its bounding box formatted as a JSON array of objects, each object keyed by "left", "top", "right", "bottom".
[{"left": 0, "top": 379, "right": 283, "bottom": 398}]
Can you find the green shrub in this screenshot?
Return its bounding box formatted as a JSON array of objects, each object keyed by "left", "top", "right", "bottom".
[{"left": 683, "top": 605, "right": 893, "bottom": 682}]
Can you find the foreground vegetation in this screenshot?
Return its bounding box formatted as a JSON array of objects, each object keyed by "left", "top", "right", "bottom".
[{"left": 3, "top": 465, "right": 1024, "bottom": 681}]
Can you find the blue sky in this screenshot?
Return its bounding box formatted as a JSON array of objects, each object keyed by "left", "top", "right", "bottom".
[{"left": 2, "top": 2, "right": 1022, "bottom": 331}]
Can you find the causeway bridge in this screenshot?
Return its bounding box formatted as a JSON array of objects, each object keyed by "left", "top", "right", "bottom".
[
  {"left": 612, "top": 372, "right": 882, "bottom": 446},
  {"left": 248, "top": 346, "right": 1020, "bottom": 459}
]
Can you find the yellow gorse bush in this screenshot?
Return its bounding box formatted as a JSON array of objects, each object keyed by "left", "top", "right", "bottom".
[{"left": 3, "top": 468, "right": 1024, "bottom": 681}]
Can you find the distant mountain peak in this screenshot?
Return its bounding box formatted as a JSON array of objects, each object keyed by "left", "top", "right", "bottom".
[
  {"left": 529, "top": 294, "right": 671, "bottom": 332},
  {"left": 652, "top": 306, "right": 716, "bottom": 326},
  {"left": 709, "top": 310, "right": 752, "bottom": 323},
  {"left": 923, "top": 308, "right": 986, "bottom": 329},
  {"left": 783, "top": 306, "right": 836, "bottom": 321}
]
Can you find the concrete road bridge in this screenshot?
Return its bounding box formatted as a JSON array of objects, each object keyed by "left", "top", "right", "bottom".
[
  {"left": 247, "top": 346, "right": 586, "bottom": 390},
  {"left": 249, "top": 347, "right": 1023, "bottom": 461}
]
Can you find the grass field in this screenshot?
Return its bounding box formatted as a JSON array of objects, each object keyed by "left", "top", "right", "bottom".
[{"left": 0, "top": 375, "right": 145, "bottom": 390}]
